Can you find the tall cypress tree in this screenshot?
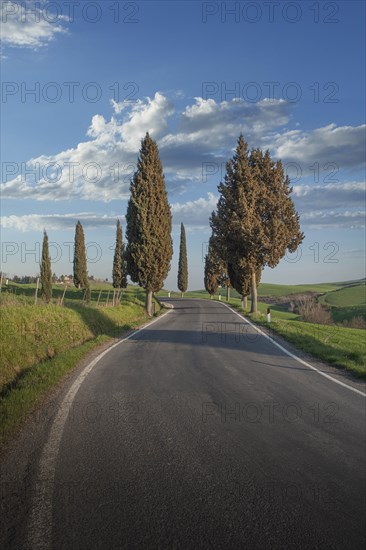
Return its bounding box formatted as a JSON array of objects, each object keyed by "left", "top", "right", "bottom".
[
  {"left": 177, "top": 222, "right": 188, "bottom": 296},
  {"left": 73, "top": 221, "right": 88, "bottom": 291},
  {"left": 248, "top": 147, "right": 304, "bottom": 312},
  {"left": 40, "top": 230, "right": 52, "bottom": 303},
  {"left": 211, "top": 135, "right": 304, "bottom": 314},
  {"left": 126, "top": 133, "right": 173, "bottom": 315},
  {"left": 112, "top": 219, "right": 127, "bottom": 290}
]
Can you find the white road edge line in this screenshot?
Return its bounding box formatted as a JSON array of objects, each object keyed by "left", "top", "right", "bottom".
[
  {"left": 217, "top": 301, "right": 366, "bottom": 398},
  {"left": 155, "top": 297, "right": 364, "bottom": 397},
  {"left": 25, "top": 308, "right": 173, "bottom": 550}
]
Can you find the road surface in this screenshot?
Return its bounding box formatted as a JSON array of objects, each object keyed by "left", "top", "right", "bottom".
[{"left": 1, "top": 298, "right": 365, "bottom": 549}]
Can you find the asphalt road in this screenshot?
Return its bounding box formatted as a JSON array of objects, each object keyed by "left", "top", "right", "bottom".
[{"left": 1, "top": 299, "right": 365, "bottom": 549}]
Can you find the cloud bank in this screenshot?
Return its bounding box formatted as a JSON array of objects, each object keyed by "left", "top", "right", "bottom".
[{"left": 2, "top": 92, "right": 364, "bottom": 205}]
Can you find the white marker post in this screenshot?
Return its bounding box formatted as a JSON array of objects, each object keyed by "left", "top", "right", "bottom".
[{"left": 267, "top": 307, "right": 271, "bottom": 323}]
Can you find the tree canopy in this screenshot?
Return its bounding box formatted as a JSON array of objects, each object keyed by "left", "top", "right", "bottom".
[{"left": 210, "top": 135, "right": 304, "bottom": 312}]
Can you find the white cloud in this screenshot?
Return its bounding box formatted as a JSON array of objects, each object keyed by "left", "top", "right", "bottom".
[
  {"left": 1, "top": 94, "right": 289, "bottom": 202},
  {"left": 1, "top": 93, "right": 365, "bottom": 211},
  {"left": 159, "top": 97, "right": 291, "bottom": 175},
  {"left": 267, "top": 123, "right": 366, "bottom": 170},
  {"left": 1, "top": 1, "right": 68, "bottom": 50},
  {"left": 292, "top": 182, "right": 365, "bottom": 229},
  {"left": 171, "top": 192, "right": 218, "bottom": 225},
  {"left": 301, "top": 210, "right": 365, "bottom": 229},
  {"left": 0, "top": 193, "right": 218, "bottom": 232},
  {"left": 293, "top": 182, "right": 366, "bottom": 210},
  {"left": 0, "top": 212, "right": 119, "bottom": 232},
  {"left": 117, "top": 93, "right": 175, "bottom": 152},
  {"left": 179, "top": 97, "right": 289, "bottom": 135},
  {"left": 1, "top": 92, "right": 173, "bottom": 201}
]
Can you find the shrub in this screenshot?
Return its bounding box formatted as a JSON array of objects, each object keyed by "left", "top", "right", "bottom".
[
  {"left": 342, "top": 316, "right": 366, "bottom": 329},
  {"left": 297, "top": 296, "right": 333, "bottom": 325}
]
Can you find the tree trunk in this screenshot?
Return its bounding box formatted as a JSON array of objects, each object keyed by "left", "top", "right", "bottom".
[
  {"left": 181, "top": 292, "right": 183, "bottom": 298},
  {"left": 226, "top": 284, "right": 230, "bottom": 302},
  {"left": 250, "top": 270, "right": 258, "bottom": 313},
  {"left": 242, "top": 295, "right": 247, "bottom": 310},
  {"left": 145, "top": 289, "right": 153, "bottom": 316}
]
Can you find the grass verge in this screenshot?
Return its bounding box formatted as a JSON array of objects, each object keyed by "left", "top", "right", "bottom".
[
  {"left": 245, "top": 313, "right": 366, "bottom": 380},
  {"left": 0, "top": 288, "right": 162, "bottom": 448},
  {"left": 0, "top": 335, "right": 109, "bottom": 448}
]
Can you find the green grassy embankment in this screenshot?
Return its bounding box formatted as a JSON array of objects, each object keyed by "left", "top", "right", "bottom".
[{"left": 0, "top": 284, "right": 161, "bottom": 447}]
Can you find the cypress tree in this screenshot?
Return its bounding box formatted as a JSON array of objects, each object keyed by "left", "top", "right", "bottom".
[
  {"left": 248, "top": 147, "right": 304, "bottom": 312},
  {"left": 204, "top": 235, "right": 227, "bottom": 298},
  {"left": 126, "top": 133, "right": 173, "bottom": 315},
  {"left": 211, "top": 135, "right": 304, "bottom": 314},
  {"left": 227, "top": 257, "right": 250, "bottom": 310},
  {"left": 177, "top": 222, "right": 188, "bottom": 296},
  {"left": 40, "top": 230, "right": 52, "bottom": 303},
  {"left": 204, "top": 247, "right": 219, "bottom": 298},
  {"left": 112, "top": 219, "right": 127, "bottom": 290},
  {"left": 210, "top": 234, "right": 231, "bottom": 287},
  {"left": 73, "top": 221, "right": 88, "bottom": 292},
  {"left": 228, "top": 258, "right": 262, "bottom": 310}
]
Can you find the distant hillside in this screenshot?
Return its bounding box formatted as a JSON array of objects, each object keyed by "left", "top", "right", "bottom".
[
  {"left": 319, "top": 283, "right": 366, "bottom": 308},
  {"left": 189, "top": 279, "right": 365, "bottom": 298}
]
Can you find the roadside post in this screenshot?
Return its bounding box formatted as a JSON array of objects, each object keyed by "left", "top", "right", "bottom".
[
  {"left": 267, "top": 307, "right": 271, "bottom": 323},
  {"left": 34, "top": 277, "right": 40, "bottom": 305},
  {"left": 61, "top": 284, "right": 68, "bottom": 306}
]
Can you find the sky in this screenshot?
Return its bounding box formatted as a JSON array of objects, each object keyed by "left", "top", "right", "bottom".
[{"left": 1, "top": 0, "right": 365, "bottom": 290}]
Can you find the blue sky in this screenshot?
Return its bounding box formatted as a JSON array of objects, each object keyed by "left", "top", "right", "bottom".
[{"left": 1, "top": 0, "right": 365, "bottom": 289}]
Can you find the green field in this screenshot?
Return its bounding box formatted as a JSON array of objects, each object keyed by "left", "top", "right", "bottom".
[
  {"left": 319, "top": 283, "right": 366, "bottom": 307},
  {"left": 256, "top": 282, "right": 346, "bottom": 297},
  {"left": 0, "top": 281, "right": 147, "bottom": 307},
  {"left": 318, "top": 283, "right": 366, "bottom": 323},
  {"left": 159, "top": 280, "right": 359, "bottom": 300}
]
